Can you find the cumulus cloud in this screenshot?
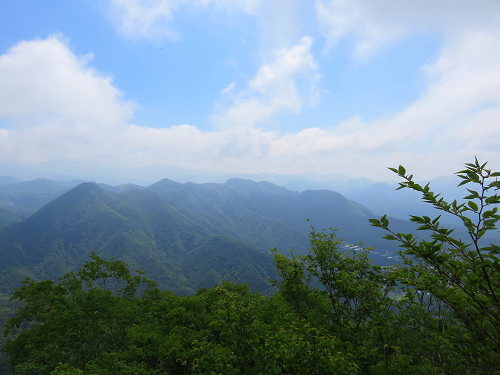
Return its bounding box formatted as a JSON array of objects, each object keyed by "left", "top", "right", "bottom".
[
  {"left": 0, "top": 34, "right": 137, "bottom": 163},
  {"left": 213, "top": 36, "right": 320, "bottom": 129},
  {"left": 0, "top": 35, "right": 348, "bottom": 175},
  {"left": 98, "top": 0, "right": 500, "bottom": 177},
  {"left": 266, "top": 0, "right": 499, "bottom": 178}
]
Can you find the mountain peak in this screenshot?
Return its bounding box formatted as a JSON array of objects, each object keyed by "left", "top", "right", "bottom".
[{"left": 147, "top": 178, "right": 182, "bottom": 193}]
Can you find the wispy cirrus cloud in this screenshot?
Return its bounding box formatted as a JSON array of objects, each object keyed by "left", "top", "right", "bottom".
[
  {"left": 105, "top": 0, "right": 187, "bottom": 41},
  {"left": 315, "top": 0, "right": 500, "bottom": 57}
]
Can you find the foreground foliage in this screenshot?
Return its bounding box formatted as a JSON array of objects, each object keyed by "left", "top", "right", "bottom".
[
  {"left": 370, "top": 158, "right": 500, "bottom": 373},
  {"left": 1, "top": 159, "right": 499, "bottom": 374}
]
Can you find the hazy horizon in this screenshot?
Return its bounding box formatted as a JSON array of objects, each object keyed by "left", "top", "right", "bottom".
[{"left": 0, "top": 159, "right": 462, "bottom": 190}]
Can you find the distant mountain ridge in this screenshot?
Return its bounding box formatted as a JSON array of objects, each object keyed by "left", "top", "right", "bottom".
[
  {"left": 0, "top": 178, "right": 421, "bottom": 295},
  {"left": 1, "top": 160, "right": 469, "bottom": 228},
  {"left": 0, "top": 176, "right": 23, "bottom": 186}
]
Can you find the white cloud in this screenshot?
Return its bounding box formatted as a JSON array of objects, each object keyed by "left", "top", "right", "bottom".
[
  {"left": 213, "top": 36, "right": 320, "bottom": 129},
  {"left": 299, "top": 0, "right": 500, "bottom": 177},
  {"left": 106, "top": 0, "right": 187, "bottom": 40},
  {"left": 104, "top": 0, "right": 258, "bottom": 41},
  {"left": 220, "top": 82, "right": 236, "bottom": 96},
  {"left": 0, "top": 34, "right": 340, "bottom": 174},
  {"left": 315, "top": 0, "right": 500, "bottom": 57},
  {"left": 0, "top": 35, "right": 136, "bottom": 163},
  {"left": 0, "top": 35, "right": 135, "bottom": 124},
  {"left": 97, "top": 1, "right": 500, "bottom": 177},
  {"left": 104, "top": 0, "right": 303, "bottom": 55}
]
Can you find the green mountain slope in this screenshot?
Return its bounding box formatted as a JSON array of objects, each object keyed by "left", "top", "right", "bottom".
[
  {"left": 0, "top": 208, "right": 24, "bottom": 226},
  {"left": 149, "top": 181, "right": 310, "bottom": 254},
  {"left": 184, "top": 235, "right": 276, "bottom": 295},
  {"left": 0, "top": 183, "right": 275, "bottom": 295},
  {"left": 149, "top": 178, "right": 417, "bottom": 262}
]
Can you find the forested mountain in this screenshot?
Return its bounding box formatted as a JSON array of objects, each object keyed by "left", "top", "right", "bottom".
[
  {"left": 150, "top": 177, "right": 420, "bottom": 257},
  {"left": 0, "top": 209, "right": 23, "bottom": 227},
  {"left": 0, "top": 183, "right": 272, "bottom": 295},
  {"left": 0, "top": 178, "right": 418, "bottom": 296}
]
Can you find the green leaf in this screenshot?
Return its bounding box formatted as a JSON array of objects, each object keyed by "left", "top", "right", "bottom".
[
  {"left": 432, "top": 215, "right": 442, "bottom": 224},
  {"left": 467, "top": 171, "right": 480, "bottom": 181},
  {"left": 484, "top": 244, "right": 500, "bottom": 254},
  {"left": 380, "top": 214, "right": 389, "bottom": 227},
  {"left": 398, "top": 165, "right": 406, "bottom": 176},
  {"left": 484, "top": 219, "right": 497, "bottom": 228},
  {"left": 467, "top": 201, "right": 479, "bottom": 211},
  {"left": 485, "top": 195, "right": 500, "bottom": 204},
  {"left": 382, "top": 234, "right": 398, "bottom": 241}
]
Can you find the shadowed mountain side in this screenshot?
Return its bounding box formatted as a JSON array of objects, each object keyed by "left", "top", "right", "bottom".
[
  {"left": 145, "top": 178, "right": 422, "bottom": 265},
  {"left": 0, "top": 184, "right": 215, "bottom": 294},
  {"left": 184, "top": 235, "right": 276, "bottom": 295},
  {"left": 220, "top": 180, "right": 420, "bottom": 258},
  {"left": 0, "top": 183, "right": 282, "bottom": 295},
  {"left": 148, "top": 181, "right": 311, "bottom": 255},
  {"left": 0, "top": 208, "right": 24, "bottom": 226}
]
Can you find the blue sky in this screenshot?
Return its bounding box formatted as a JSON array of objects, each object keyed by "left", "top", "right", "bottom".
[{"left": 1, "top": 0, "right": 500, "bottom": 181}]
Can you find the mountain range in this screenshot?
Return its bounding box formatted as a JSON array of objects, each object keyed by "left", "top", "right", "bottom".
[{"left": 0, "top": 175, "right": 434, "bottom": 295}]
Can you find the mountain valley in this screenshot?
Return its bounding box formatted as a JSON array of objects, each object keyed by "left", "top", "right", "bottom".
[{"left": 0, "top": 176, "right": 426, "bottom": 295}]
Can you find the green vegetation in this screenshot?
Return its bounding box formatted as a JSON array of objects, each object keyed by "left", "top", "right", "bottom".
[
  {"left": 370, "top": 158, "right": 500, "bottom": 372},
  {"left": 1, "top": 159, "right": 499, "bottom": 374},
  {"left": 1, "top": 247, "right": 443, "bottom": 374}
]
